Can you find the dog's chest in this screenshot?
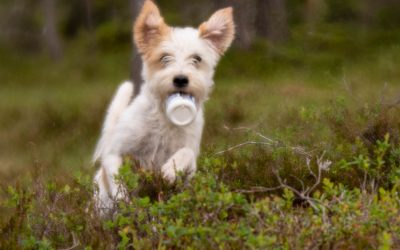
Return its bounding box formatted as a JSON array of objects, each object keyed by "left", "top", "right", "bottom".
[{"left": 130, "top": 123, "right": 192, "bottom": 169}]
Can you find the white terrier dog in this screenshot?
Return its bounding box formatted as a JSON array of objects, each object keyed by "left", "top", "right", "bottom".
[{"left": 93, "top": 0, "right": 235, "bottom": 210}]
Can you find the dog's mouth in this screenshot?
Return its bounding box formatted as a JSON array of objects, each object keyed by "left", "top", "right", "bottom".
[
  {"left": 166, "top": 90, "right": 197, "bottom": 106},
  {"left": 170, "top": 90, "right": 194, "bottom": 98}
]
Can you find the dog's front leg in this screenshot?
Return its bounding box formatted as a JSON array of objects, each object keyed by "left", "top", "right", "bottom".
[{"left": 161, "top": 147, "right": 196, "bottom": 183}]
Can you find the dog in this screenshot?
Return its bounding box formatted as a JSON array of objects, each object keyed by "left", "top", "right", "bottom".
[{"left": 93, "top": 0, "right": 235, "bottom": 210}]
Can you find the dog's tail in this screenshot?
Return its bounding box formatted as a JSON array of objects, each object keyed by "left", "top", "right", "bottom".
[{"left": 93, "top": 81, "right": 134, "bottom": 163}]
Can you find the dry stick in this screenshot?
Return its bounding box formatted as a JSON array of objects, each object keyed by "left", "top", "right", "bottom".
[
  {"left": 306, "top": 153, "right": 325, "bottom": 196},
  {"left": 60, "top": 232, "right": 80, "bottom": 250},
  {"left": 274, "top": 170, "right": 319, "bottom": 210},
  {"left": 217, "top": 128, "right": 328, "bottom": 218},
  {"left": 236, "top": 185, "right": 284, "bottom": 194},
  {"left": 342, "top": 72, "right": 363, "bottom": 105},
  {"left": 277, "top": 170, "right": 328, "bottom": 225},
  {"left": 306, "top": 157, "right": 317, "bottom": 181},
  {"left": 237, "top": 167, "right": 326, "bottom": 212},
  {"left": 214, "top": 141, "right": 273, "bottom": 156},
  {"left": 379, "top": 82, "right": 388, "bottom": 107},
  {"left": 223, "top": 124, "right": 260, "bottom": 131},
  {"left": 237, "top": 159, "right": 329, "bottom": 216},
  {"left": 362, "top": 169, "right": 368, "bottom": 193},
  {"left": 255, "top": 131, "right": 314, "bottom": 157},
  {"left": 224, "top": 125, "right": 314, "bottom": 155},
  {"left": 214, "top": 133, "right": 313, "bottom": 157},
  {"left": 255, "top": 132, "right": 275, "bottom": 143},
  {"left": 290, "top": 174, "right": 306, "bottom": 192}
]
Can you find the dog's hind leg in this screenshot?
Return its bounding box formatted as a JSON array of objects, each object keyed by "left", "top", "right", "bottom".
[
  {"left": 94, "top": 154, "right": 125, "bottom": 212},
  {"left": 93, "top": 167, "right": 113, "bottom": 212},
  {"left": 93, "top": 81, "right": 134, "bottom": 162},
  {"left": 161, "top": 147, "right": 197, "bottom": 184},
  {"left": 93, "top": 81, "right": 134, "bottom": 214}
]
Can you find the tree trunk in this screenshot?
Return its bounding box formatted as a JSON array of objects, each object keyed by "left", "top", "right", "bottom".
[
  {"left": 42, "top": 0, "right": 62, "bottom": 60},
  {"left": 256, "top": 0, "right": 289, "bottom": 44},
  {"left": 130, "top": 0, "right": 145, "bottom": 96},
  {"left": 255, "top": 0, "right": 268, "bottom": 38},
  {"left": 84, "top": 0, "right": 94, "bottom": 32},
  {"left": 358, "top": 0, "right": 387, "bottom": 28},
  {"left": 213, "top": 0, "right": 256, "bottom": 50},
  {"left": 84, "top": 0, "right": 97, "bottom": 53},
  {"left": 0, "top": 0, "right": 41, "bottom": 51},
  {"left": 305, "top": 0, "right": 327, "bottom": 32}
]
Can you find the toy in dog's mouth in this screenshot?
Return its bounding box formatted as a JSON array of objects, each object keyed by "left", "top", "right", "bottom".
[{"left": 166, "top": 92, "right": 197, "bottom": 126}]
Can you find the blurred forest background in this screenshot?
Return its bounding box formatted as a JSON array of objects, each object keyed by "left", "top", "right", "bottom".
[
  {"left": 2, "top": 0, "right": 400, "bottom": 71},
  {"left": 1, "top": 0, "right": 400, "bottom": 183}
]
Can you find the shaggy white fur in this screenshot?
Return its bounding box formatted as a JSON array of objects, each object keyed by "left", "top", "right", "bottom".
[{"left": 93, "top": 0, "right": 235, "bottom": 211}]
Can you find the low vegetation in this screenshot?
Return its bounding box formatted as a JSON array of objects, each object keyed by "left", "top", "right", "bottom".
[{"left": 1, "top": 28, "right": 400, "bottom": 248}]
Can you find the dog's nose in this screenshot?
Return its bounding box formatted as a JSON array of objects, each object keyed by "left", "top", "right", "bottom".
[{"left": 173, "top": 75, "right": 189, "bottom": 88}]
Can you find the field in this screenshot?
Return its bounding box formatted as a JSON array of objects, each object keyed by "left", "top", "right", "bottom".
[{"left": 1, "top": 27, "right": 400, "bottom": 249}]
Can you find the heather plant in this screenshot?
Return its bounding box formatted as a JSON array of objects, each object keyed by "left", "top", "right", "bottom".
[{"left": 1, "top": 121, "right": 400, "bottom": 249}]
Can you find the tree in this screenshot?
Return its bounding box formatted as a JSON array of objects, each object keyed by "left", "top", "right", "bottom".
[
  {"left": 0, "top": 0, "right": 41, "bottom": 52},
  {"left": 304, "top": 0, "right": 327, "bottom": 32},
  {"left": 42, "top": 0, "right": 63, "bottom": 60},
  {"left": 213, "top": 0, "right": 256, "bottom": 50},
  {"left": 256, "top": 0, "right": 289, "bottom": 44},
  {"left": 255, "top": 0, "right": 268, "bottom": 38},
  {"left": 130, "top": 0, "right": 145, "bottom": 96}
]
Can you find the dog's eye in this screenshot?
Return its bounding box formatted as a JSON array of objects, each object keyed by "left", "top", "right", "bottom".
[
  {"left": 194, "top": 55, "right": 202, "bottom": 63},
  {"left": 192, "top": 55, "right": 202, "bottom": 65},
  {"left": 160, "top": 54, "right": 173, "bottom": 65}
]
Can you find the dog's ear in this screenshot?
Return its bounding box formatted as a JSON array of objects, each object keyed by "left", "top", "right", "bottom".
[
  {"left": 199, "top": 7, "right": 235, "bottom": 55},
  {"left": 134, "top": 0, "right": 170, "bottom": 55}
]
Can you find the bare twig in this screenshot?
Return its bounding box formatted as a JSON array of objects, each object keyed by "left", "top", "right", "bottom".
[
  {"left": 290, "top": 174, "right": 305, "bottom": 192},
  {"left": 255, "top": 132, "right": 275, "bottom": 143},
  {"left": 379, "top": 82, "right": 388, "bottom": 106},
  {"left": 306, "top": 157, "right": 317, "bottom": 180},
  {"left": 236, "top": 185, "right": 283, "bottom": 193},
  {"left": 218, "top": 129, "right": 330, "bottom": 219},
  {"left": 275, "top": 170, "right": 325, "bottom": 213},
  {"left": 214, "top": 129, "right": 314, "bottom": 157},
  {"left": 235, "top": 153, "right": 330, "bottom": 221},
  {"left": 60, "top": 233, "right": 80, "bottom": 250},
  {"left": 305, "top": 153, "right": 323, "bottom": 196},
  {"left": 342, "top": 72, "right": 362, "bottom": 104},
  {"left": 214, "top": 141, "right": 273, "bottom": 156}
]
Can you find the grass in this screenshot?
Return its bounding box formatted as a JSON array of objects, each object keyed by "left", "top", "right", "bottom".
[{"left": 1, "top": 29, "right": 400, "bottom": 248}]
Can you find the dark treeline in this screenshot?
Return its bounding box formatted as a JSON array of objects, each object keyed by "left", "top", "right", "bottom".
[{"left": 1, "top": 0, "right": 400, "bottom": 59}]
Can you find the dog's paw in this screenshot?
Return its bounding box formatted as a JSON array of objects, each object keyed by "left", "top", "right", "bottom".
[
  {"left": 161, "top": 147, "right": 196, "bottom": 184},
  {"left": 161, "top": 161, "right": 178, "bottom": 184}
]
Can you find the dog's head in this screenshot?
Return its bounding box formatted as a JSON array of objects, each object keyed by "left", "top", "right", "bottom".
[{"left": 133, "top": 0, "right": 235, "bottom": 104}]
